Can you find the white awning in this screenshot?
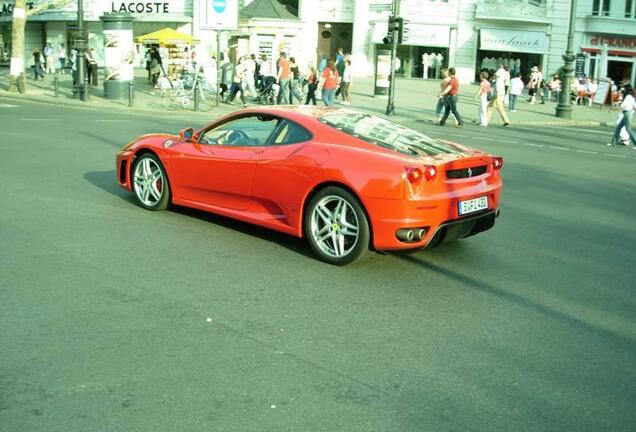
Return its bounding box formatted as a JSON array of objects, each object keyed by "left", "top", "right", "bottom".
[{"left": 480, "top": 28, "right": 548, "bottom": 54}]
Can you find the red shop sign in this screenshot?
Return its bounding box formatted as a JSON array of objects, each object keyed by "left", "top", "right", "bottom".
[{"left": 590, "top": 36, "right": 636, "bottom": 49}]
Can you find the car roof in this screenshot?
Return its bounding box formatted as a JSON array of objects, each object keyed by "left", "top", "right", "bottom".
[{"left": 238, "top": 105, "right": 356, "bottom": 122}]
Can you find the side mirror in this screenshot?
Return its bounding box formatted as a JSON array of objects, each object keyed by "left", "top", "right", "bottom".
[{"left": 179, "top": 127, "right": 195, "bottom": 141}]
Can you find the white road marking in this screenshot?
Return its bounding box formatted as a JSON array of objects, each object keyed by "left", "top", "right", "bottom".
[
  {"left": 500, "top": 140, "right": 519, "bottom": 143},
  {"left": 454, "top": 134, "right": 467, "bottom": 137},
  {"left": 479, "top": 138, "right": 494, "bottom": 141},
  {"left": 522, "top": 143, "right": 544, "bottom": 147},
  {"left": 548, "top": 146, "right": 570, "bottom": 151},
  {"left": 575, "top": 149, "right": 598, "bottom": 154},
  {"left": 95, "top": 119, "right": 135, "bottom": 123},
  {"left": 604, "top": 153, "right": 627, "bottom": 158},
  {"left": 0, "top": 103, "right": 18, "bottom": 108},
  {"left": 539, "top": 125, "right": 611, "bottom": 135},
  {"left": 21, "top": 118, "right": 62, "bottom": 121}
]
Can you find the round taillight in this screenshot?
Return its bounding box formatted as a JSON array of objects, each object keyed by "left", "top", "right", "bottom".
[
  {"left": 423, "top": 165, "right": 437, "bottom": 180},
  {"left": 405, "top": 167, "right": 423, "bottom": 184}
]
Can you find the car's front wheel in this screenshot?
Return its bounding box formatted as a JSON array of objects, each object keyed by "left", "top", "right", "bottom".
[
  {"left": 304, "top": 186, "right": 370, "bottom": 265},
  {"left": 132, "top": 153, "right": 170, "bottom": 211}
]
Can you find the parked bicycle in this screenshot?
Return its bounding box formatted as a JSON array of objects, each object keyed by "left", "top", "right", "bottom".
[{"left": 161, "top": 73, "right": 215, "bottom": 112}]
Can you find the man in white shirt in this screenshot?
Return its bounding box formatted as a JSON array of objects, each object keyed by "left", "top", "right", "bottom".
[
  {"left": 44, "top": 42, "right": 56, "bottom": 74},
  {"left": 422, "top": 53, "right": 429, "bottom": 79},
  {"left": 244, "top": 54, "right": 257, "bottom": 98},
  {"left": 509, "top": 72, "right": 524, "bottom": 112}
]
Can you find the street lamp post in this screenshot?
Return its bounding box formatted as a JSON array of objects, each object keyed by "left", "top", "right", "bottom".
[
  {"left": 73, "top": 0, "right": 87, "bottom": 101},
  {"left": 555, "top": 0, "right": 578, "bottom": 118},
  {"left": 386, "top": 0, "right": 400, "bottom": 116}
]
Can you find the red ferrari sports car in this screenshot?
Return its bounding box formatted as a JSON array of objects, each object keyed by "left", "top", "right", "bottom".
[{"left": 116, "top": 106, "right": 502, "bottom": 265}]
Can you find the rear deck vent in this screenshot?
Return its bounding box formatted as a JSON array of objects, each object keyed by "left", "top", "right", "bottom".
[{"left": 446, "top": 165, "right": 487, "bottom": 179}]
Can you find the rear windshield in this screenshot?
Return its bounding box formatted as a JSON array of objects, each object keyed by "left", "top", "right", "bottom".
[{"left": 319, "top": 113, "right": 463, "bottom": 157}]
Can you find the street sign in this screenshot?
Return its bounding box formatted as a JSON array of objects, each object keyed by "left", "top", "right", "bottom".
[
  {"left": 369, "top": 3, "right": 392, "bottom": 12},
  {"left": 202, "top": 0, "right": 239, "bottom": 30}
]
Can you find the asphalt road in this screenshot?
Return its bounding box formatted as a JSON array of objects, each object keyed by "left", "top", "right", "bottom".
[{"left": 1, "top": 100, "right": 635, "bottom": 432}]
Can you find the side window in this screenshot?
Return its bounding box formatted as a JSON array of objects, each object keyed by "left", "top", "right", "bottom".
[
  {"left": 271, "top": 120, "right": 312, "bottom": 145},
  {"left": 200, "top": 115, "right": 279, "bottom": 146}
]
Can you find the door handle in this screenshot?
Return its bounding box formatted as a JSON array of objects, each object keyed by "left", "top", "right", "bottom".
[{"left": 253, "top": 148, "right": 265, "bottom": 154}]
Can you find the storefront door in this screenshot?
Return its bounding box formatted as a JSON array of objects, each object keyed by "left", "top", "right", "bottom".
[{"left": 607, "top": 60, "right": 634, "bottom": 84}]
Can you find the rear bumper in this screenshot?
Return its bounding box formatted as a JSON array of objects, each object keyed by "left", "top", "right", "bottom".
[{"left": 364, "top": 188, "right": 501, "bottom": 250}]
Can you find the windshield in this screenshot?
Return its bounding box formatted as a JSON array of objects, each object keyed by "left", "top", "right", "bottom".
[{"left": 320, "top": 113, "right": 463, "bottom": 157}]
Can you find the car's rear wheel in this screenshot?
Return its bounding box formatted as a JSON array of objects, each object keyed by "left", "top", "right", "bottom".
[
  {"left": 132, "top": 153, "right": 170, "bottom": 211},
  {"left": 304, "top": 186, "right": 370, "bottom": 265}
]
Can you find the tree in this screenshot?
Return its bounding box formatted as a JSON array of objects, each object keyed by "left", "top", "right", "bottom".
[{"left": 8, "top": 0, "right": 73, "bottom": 92}]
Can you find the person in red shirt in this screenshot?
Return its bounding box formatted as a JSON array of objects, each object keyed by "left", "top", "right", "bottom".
[
  {"left": 438, "top": 67, "right": 464, "bottom": 127},
  {"left": 276, "top": 51, "right": 291, "bottom": 104},
  {"left": 320, "top": 60, "right": 339, "bottom": 106}
]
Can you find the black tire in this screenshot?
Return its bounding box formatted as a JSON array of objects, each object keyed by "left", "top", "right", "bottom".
[
  {"left": 131, "top": 153, "right": 171, "bottom": 211},
  {"left": 304, "top": 186, "right": 370, "bottom": 265}
]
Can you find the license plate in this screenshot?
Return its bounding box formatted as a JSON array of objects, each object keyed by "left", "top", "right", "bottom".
[{"left": 458, "top": 196, "right": 488, "bottom": 215}]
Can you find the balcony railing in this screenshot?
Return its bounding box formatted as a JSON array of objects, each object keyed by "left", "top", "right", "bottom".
[{"left": 475, "top": 0, "right": 550, "bottom": 22}]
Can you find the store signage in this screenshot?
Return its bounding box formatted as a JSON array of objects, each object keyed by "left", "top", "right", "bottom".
[
  {"left": 480, "top": 28, "right": 548, "bottom": 54},
  {"left": 590, "top": 36, "right": 636, "bottom": 49},
  {"left": 402, "top": 23, "right": 450, "bottom": 47},
  {"left": 110, "top": 2, "right": 169, "bottom": 13},
  {"left": 1, "top": 2, "right": 35, "bottom": 17},
  {"left": 202, "top": 0, "right": 237, "bottom": 30}
]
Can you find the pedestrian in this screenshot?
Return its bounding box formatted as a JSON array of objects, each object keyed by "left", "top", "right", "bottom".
[
  {"left": 341, "top": 59, "right": 353, "bottom": 105},
  {"left": 44, "top": 42, "right": 55, "bottom": 74},
  {"left": 587, "top": 79, "right": 598, "bottom": 107},
  {"left": 488, "top": 69, "right": 510, "bottom": 126},
  {"left": 289, "top": 57, "right": 303, "bottom": 104},
  {"left": 304, "top": 63, "right": 318, "bottom": 105},
  {"left": 528, "top": 66, "right": 542, "bottom": 104},
  {"left": 503, "top": 64, "right": 511, "bottom": 107},
  {"left": 509, "top": 72, "right": 523, "bottom": 112},
  {"left": 58, "top": 43, "right": 67, "bottom": 74},
  {"left": 32, "top": 48, "right": 44, "bottom": 80},
  {"left": 434, "top": 68, "right": 457, "bottom": 125},
  {"left": 149, "top": 47, "right": 162, "bottom": 89},
  {"left": 86, "top": 48, "right": 98, "bottom": 86},
  {"left": 334, "top": 48, "right": 346, "bottom": 98},
  {"left": 473, "top": 71, "right": 490, "bottom": 127},
  {"left": 608, "top": 85, "right": 636, "bottom": 147},
  {"left": 70, "top": 48, "right": 78, "bottom": 85},
  {"left": 253, "top": 53, "right": 262, "bottom": 89},
  {"left": 318, "top": 54, "right": 327, "bottom": 74},
  {"left": 437, "top": 67, "right": 464, "bottom": 127},
  {"left": 276, "top": 51, "right": 291, "bottom": 104},
  {"left": 320, "top": 59, "right": 339, "bottom": 106},
  {"left": 220, "top": 54, "right": 234, "bottom": 101},
  {"left": 244, "top": 54, "right": 257, "bottom": 98},
  {"left": 228, "top": 57, "right": 248, "bottom": 107}
]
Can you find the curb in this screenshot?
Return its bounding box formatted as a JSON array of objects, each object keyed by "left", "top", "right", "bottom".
[{"left": 1, "top": 91, "right": 615, "bottom": 128}]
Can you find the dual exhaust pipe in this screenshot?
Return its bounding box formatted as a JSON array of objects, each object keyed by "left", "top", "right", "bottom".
[{"left": 396, "top": 228, "right": 427, "bottom": 243}]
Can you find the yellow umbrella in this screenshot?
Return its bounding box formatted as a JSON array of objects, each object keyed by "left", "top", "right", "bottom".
[{"left": 135, "top": 28, "right": 199, "bottom": 45}]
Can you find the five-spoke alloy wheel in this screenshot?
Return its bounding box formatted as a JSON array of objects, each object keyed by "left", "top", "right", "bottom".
[
  {"left": 304, "top": 186, "right": 370, "bottom": 265},
  {"left": 132, "top": 153, "right": 170, "bottom": 211}
]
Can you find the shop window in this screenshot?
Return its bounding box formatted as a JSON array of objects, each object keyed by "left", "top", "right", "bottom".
[
  {"left": 257, "top": 34, "right": 274, "bottom": 61},
  {"left": 527, "top": 0, "right": 546, "bottom": 6},
  {"left": 592, "top": 0, "right": 610, "bottom": 16}
]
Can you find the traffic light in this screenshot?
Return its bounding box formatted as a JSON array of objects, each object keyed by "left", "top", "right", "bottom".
[{"left": 385, "top": 16, "right": 403, "bottom": 45}]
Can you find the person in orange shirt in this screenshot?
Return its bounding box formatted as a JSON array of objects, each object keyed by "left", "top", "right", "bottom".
[
  {"left": 320, "top": 60, "right": 339, "bottom": 106},
  {"left": 276, "top": 51, "right": 291, "bottom": 104}
]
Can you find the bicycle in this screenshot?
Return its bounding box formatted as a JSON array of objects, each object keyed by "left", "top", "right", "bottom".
[{"left": 161, "top": 73, "right": 215, "bottom": 112}]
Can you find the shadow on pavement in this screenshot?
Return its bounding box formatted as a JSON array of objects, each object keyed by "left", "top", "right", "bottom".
[
  {"left": 84, "top": 168, "right": 315, "bottom": 259},
  {"left": 396, "top": 253, "right": 633, "bottom": 348},
  {"left": 84, "top": 170, "right": 135, "bottom": 204}
]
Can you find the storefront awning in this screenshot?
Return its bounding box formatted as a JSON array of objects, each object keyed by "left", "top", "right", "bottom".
[
  {"left": 480, "top": 28, "right": 548, "bottom": 54},
  {"left": 135, "top": 28, "right": 199, "bottom": 45}
]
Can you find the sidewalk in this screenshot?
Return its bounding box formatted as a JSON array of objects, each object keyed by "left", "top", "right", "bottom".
[{"left": 0, "top": 66, "right": 618, "bottom": 126}]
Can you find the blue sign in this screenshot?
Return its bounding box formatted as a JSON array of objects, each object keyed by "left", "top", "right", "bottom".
[{"left": 213, "top": 0, "right": 226, "bottom": 13}]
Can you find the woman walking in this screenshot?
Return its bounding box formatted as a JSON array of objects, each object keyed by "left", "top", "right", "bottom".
[
  {"left": 473, "top": 71, "right": 490, "bottom": 126},
  {"left": 320, "top": 60, "right": 339, "bottom": 106},
  {"left": 289, "top": 57, "right": 304, "bottom": 104},
  {"left": 434, "top": 68, "right": 457, "bottom": 125},
  {"left": 608, "top": 85, "right": 636, "bottom": 147},
  {"left": 32, "top": 48, "right": 44, "bottom": 80},
  {"left": 304, "top": 64, "right": 318, "bottom": 105},
  {"left": 341, "top": 59, "right": 353, "bottom": 105},
  {"left": 228, "top": 57, "right": 248, "bottom": 107}
]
